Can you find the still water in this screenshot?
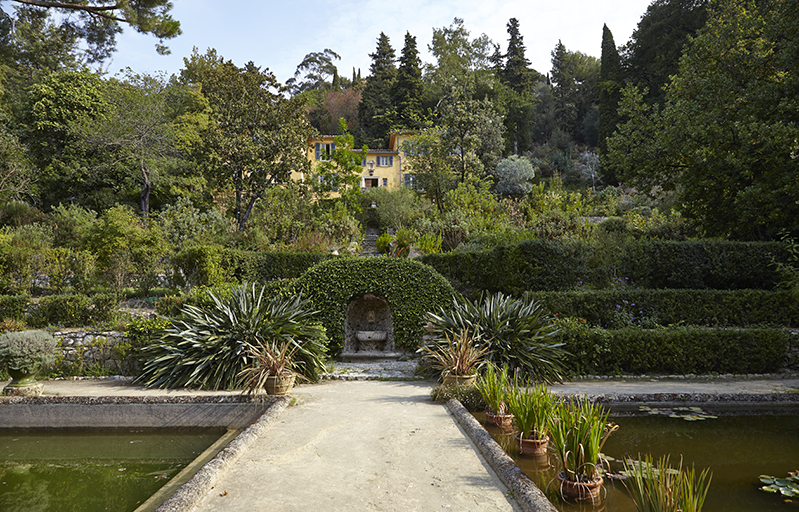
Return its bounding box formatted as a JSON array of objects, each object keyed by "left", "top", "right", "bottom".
[
  {"left": 480, "top": 408, "right": 799, "bottom": 511},
  {"left": 0, "top": 429, "right": 225, "bottom": 512}
]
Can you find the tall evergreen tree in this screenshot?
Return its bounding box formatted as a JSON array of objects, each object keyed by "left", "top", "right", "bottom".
[
  {"left": 357, "top": 32, "right": 396, "bottom": 148},
  {"left": 500, "top": 18, "right": 541, "bottom": 154},
  {"left": 502, "top": 18, "right": 538, "bottom": 95},
  {"left": 390, "top": 32, "right": 424, "bottom": 128},
  {"left": 598, "top": 24, "right": 623, "bottom": 184}
]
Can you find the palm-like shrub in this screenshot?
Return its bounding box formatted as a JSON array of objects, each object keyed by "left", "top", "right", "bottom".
[
  {"left": 425, "top": 291, "right": 566, "bottom": 383},
  {"left": 419, "top": 329, "right": 488, "bottom": 378},
  {"left": 136, "top": 283, "right": 327, "bottom": 390}
]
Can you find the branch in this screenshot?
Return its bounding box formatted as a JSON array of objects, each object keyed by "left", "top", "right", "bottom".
[{"left": 13, "top": 0, "right": 128, "bottom": 23}]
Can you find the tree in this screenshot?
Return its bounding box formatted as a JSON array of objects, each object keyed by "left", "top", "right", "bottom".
[
  {"left": 390, "top": 32, "right": 424, "bottom": 128},
  {"left": 498, "top": 18, "right": 541, "bottom": 154},
  {"left": 313, "top": 118, "right": 367, "bottom": 202},
  {"left": 2, "top": 0, "right": 181, "bottom": 62},
  {"left": 198, "top": 59, "right": 314, "bottom": 230},
  {"left": 357, "top": 32, "right": 396, "bottom": 148},
  {"left": 494, "top": 155, "right": 535, "bottom": 198},
  {"left": 78, "top": 71, "right": 177, "bottom": 217},
  {"left": 598, "top": 24, "right": 623, "bottom": 184},
  {"left": 286, "top": 48, "right": 341, "bottom": 95},
  {"left": 402, "top": 128, "right": 453, "bottom": 211},
  {"left": 622, "top": 0, "right": 708, "bottom": 105},
  {"left": 549, "top": 41, "right": 599, "bottom": 143},
  {"left": 501, "top": 18, "right": 539, "bottom": 95},
  {"left": 607, "top": 0, "right": 799, "bottom": 240},
  {"left": 425, "top": 18, "right": 494, "bottom": 88}
]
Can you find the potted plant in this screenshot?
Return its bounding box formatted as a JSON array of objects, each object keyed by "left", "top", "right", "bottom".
[
  {"left": 548, "top": 398, "right": 619, "bottom": 502},
  {"left": 237, "top": 339, "right": 305, "bottom": 396},
  {"left": 0, "top": 330, "right": 58, "bottom": 396},
  {"left": 622, "top": 453, "right": 712, "bottom": 512},
  {"left": 476, "top": 363, "right": 513, "bottom": 427},
  {"left": 507, "top": 381, "right": 556, "bottom": 457},
  {"left": 419, "top": 329, "right": 488, "bottom": 386}
]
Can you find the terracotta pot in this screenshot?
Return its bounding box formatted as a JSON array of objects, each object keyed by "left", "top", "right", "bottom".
[
  {"left": 264, "top": 373, "right": 296, "bottom": 395},
  {"left": 556, "top": 472, "right": 603, "bottom": 503},
  {"left": 516, "top": 433, "right": 549, "bottom": 456},
  {"left": 442, "top": 374, "right": 477, "bottom": 386},
  {"left": 485, "top": 412, "right": 514, "bottom": 428}
]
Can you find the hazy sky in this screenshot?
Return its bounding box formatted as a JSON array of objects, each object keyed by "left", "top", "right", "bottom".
[{"left": 108, "top": 0, "right": 654, "bottom": 83}]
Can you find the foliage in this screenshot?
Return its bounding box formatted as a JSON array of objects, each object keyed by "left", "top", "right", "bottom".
[
  {"left": 29, "top": 293, "right": 116, "bottom": 327},
  {"left": 0, "top": 294, "right": 30, "bottom": 321},
  {"left": 597, "top": 23, "right": 622, "bottom": 180},
  {"left": 401, "top": 128, "right": 455, "bottom": 210},
  {"left": 430, "top": 382, "right": 485, "bottom": 411},
  {"left": 425, "top": 291, "right": 566, "bottom": 383},
  {"left": 419, "top": 329, "right": 488, "bottom": 378},
  {"left": 556, "top": 325, "right": 789, "bottom": 376},
  {"left": 622, "top": 454, "right": 712, "bottom": 512},
  {"left": 156, "top": 197, "right": 232, "bottom": 249},
  {"left": 476, "top": 362, "right": 511, "bottom": 415},
  {"left": 361, "top": 186, "right": 426, "bottom": 231},
  {"left": 609, "top": 0, "right": 799, "bottom": 240},
  {"left": 237, "top": 339, "right": 304, "bottom": 396},
  {"left": 0, "top": 329, "right": 57, "bottom": 374},
  {"left": 533, "top": 289, "right": 799, "bottom": 329},
  {"left": 548, "top": 398, "right": 617, "bottom": 482},
  {"left": 771, "top": 232, "right": 799, "bottom": 301},
  {"left": 494, "top": 155, "right": 535, "bottom": 198},
  {"left": 286, "top": 48, "right": 341, "bottom": 95},
  {"left": 389, "top": 32, "right": 424, "bottom": 128},
  {"left": 376, "top": 233, "right": 392, "bottom": 254},
  {"left": 293, "top": 258, "right": 455, "bottom": 354},
  {"left": 358, "top": 32, "right": 396, "bottom": 148},
  {"left": 759, "top": 472, "right": 799, "bottom": 500},
  {"left": 507, "top": 381, "right": 556, "bottom": 440},
  {"left": 313, "top": 118, "right": 367, "bottom": 202},
  {"left": 136, "top": 284, "right": 327, "bottom": 390},
  {"left": 415, "top": 232, "right": 442, "bottom": 255}
]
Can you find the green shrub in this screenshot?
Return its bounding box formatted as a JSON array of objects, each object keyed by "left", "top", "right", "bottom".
[
  {"left": 294, "top": 258, "right": 455, "bottom": 354},
  {"left": 30, "top": 294, "right": 91, "bottom": 327},
  {"left": 0, "top": 329, "right": 57, "bottom": 375},
  {"left": 376, "top": 232, "right": 392, "bottom": 254},
  {"left": 556, "top": 325, "right": 789, "bottom": 375},
  {"left": 0, "top": 294, "right": 30, "bottom": 321},
  {"left": 530, "top": 289, "right": 799, "bottom": 328},
  {"left": 136, "top": 284, "right": 328, "bottom": 389},
  {"left": 430, "top": 384, "right": 485, "bottom": 411}
]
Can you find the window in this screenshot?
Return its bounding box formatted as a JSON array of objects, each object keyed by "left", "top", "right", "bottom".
[
  {"left": 382, "top": 178, "right": 388, "bottom": 187},
  {"left": 404, "top": 173, "right": 415, "bottom": 188},
  {"left": 314, "top": 142, "right": 335, "bottom": 160},
  {"left": 375, "top": 155, "right": 393, "bottom": 167}
]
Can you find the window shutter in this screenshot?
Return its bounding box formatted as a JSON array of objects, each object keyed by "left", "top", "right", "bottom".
[
  {"left": 315, "top": 143, "right": 320, "bottom": 160},
  {"left": 389, "top": 156, "right": 393, "bottom": 166},
  {"left": 331, "top": 142, "right": 336, "bottom": 153}
]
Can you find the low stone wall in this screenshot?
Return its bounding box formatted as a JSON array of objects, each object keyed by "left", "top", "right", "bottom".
[{"left": 54, "top": 330, "right": 134, "bottom": 375}]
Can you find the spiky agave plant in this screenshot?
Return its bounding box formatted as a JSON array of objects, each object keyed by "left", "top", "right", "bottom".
[
  {"left": 418, "top": 328, "right": 489, "bottom": 378},
  {"left": 425, "top": 291, "right": 567, "bottom": 383},
  {"left": 136, "top": 283, "right": 327, "bottom": 390}
]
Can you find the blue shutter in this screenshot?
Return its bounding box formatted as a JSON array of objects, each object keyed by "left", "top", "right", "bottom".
[
  {"left": 331, "top": 142, "right": 336, "bottom": 153},
  {"left": 314, "top": 143, "right": 320, "bottom": 160},
  {"left": 389, "top": 156, "right": 393, "bottom": 167}
]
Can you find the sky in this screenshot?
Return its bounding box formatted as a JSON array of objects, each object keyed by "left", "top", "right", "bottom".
[{"left": 109, "top": 0, "right": 655, "bottom": 83}]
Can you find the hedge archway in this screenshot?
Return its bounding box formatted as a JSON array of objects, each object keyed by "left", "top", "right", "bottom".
[{"left": 294, "top": 258, "right": 455, "bottom": 355}]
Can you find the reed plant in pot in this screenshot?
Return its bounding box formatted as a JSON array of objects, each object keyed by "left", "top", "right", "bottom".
[
  {"left": 237, "top": 340, "right": 303, "bottom": 396},
  {"left": 419, "top": 329, "right": 488, "bottom": 386},
  {"left": 476, "top": 362, "right": 513, "bottom": 427},
  {"left": 548, "top": 398, "right": 619, "bottom": 503},
  {"left": 622, "top": 453, "right": 712, "bottom": 512},
  {"left": 507, "top": 381, "right": 556, "bottom": 457}
]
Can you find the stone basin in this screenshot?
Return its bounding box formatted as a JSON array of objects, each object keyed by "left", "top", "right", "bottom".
[{"left": 355, "top": 331, "right": 387, "bottom": 342}]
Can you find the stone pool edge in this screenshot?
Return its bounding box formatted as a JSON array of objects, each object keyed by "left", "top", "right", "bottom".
[{"left": 154, "top": 395, "right": 291, "bottom": 512}]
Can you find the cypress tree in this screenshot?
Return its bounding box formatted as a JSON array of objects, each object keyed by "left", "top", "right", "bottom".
[
  {"left": 502, "top": 18, "right": 537, "bottom": 95},
  {"left": 390, "top": 31, "right": 424, "bottom": 128},
  {"left": 357, "top": 32, "right": 396, "bottom": 147},
  {"left": 598, "top": 24, "right": 623, "bottom": 184}
]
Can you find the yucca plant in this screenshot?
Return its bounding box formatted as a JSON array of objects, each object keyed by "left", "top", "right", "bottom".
[
  {"left": 548, "top": 399, "right": 618, "bottom": 482},
  {"left": 507, "top": 381, "right": 556, "bottom": 441},
  {"left": 476, "top": 362, "right": 511, "bottom": 415},
  {"left": 419, "top": 328, "right": 488, "bottom": 378},
  {"left": 622, "top": 454, "right": 712, "bottom": 512},
  {"left": 425, "top": 291, "right": 566, "bottom": 383},
  {"left": 136, "top": 283, "right": 327, "bottom": 390},
  {"left": 237, "top": 340, "right": 302, "bottom": 396}
]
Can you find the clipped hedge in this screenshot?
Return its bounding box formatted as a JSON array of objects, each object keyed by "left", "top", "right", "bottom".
[
  {"left": 293, "top": 257, "right": 455, "bottom": 354},
  {"left": 419, "top": 240, "right": 590, "bottom": 295},
  {"left": 0, "top": 294, "right": 30, "bottom": 320},
  {"left": 530, "top": 289, "right": 799, "bottom": 328},
  {"left": 558, "top": 326, "right": 790, "bottom": 375},
  {"left": 29, "top": 293, "right": 117, "bottom": 327},
  {"left": 171, "top": 245, "right": 336, "bottom": 287},
  {"left": 419, "top": 239, "right": 787, "bottom": 293}
]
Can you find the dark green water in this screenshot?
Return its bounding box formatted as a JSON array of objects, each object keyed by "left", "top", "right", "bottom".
[
  {"left": 0, "top": 429, "right": 225, "bottom": 512},
  {"left": 480, "top": 409, "right": 799, "bottom": 512}
]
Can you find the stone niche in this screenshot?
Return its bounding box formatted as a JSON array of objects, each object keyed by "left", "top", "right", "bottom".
[{"left": 342, "top": 293, "right": 401, "bottom": 361}]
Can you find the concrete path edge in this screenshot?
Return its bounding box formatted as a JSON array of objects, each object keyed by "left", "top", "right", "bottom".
[
  {"left": 446, "top": 399, "right": 558, "bottom": 512},
  {"left": 155, "top": 396, "right": 291, "bottom": 512}
]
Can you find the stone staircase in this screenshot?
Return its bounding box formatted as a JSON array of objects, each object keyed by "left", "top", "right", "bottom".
[{"left": 359, "top": 226, "right": 381, "bottom": 257}]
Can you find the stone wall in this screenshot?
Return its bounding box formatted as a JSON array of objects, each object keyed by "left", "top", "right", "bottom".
[{"left": 53, "top": 330, "right": 135, "bottom": 375}]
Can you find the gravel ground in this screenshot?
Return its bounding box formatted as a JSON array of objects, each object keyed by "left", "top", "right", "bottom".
[{"left": 321, "top": 359, "right": 422, "bottom": 380}]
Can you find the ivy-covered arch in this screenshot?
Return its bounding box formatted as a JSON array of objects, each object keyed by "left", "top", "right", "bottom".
[{"left": 294, "top": 258, "right": 455, "bottom": 355}]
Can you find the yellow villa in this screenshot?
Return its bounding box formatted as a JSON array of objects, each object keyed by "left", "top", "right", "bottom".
[{"left": 297, "top": 132, "right": 418, "bottom": 192}]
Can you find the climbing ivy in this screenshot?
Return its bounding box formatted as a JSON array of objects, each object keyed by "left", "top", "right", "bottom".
[{"left": 293, "top": 258, "right": 455, "bottom": 354}]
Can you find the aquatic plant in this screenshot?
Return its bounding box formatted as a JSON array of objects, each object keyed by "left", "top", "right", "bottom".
[
  {"left": 622, "top": 454, "right": 712, "bottom": 512},
  {"left": 548, "top": 399, "right": 618, "bottom": 482},
  {"left": 476, "top": 362, "right": 511, "bottom": 415},
  {"left": 507, "top": 381, "right": 556, "bottom": 440},
  {"left": 759, "top": 472, "right": 799, "bottom": 498}
]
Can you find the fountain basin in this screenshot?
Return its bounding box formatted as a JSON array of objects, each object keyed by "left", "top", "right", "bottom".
[{"left": 356, "top": 330, "right": 387, "bottom": 342}]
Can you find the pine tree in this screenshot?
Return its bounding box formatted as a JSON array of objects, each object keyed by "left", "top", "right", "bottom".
[
  {"left": 357, "top": 32, "right": 396, "bottom": 148},
  {"left": 598, "top": 24, "right": 623, "bottom": 184},
  {"left": 502, "top": 18, "right": 536, "bottom": 95},
  {"left": 390, "top": 32, "right": 424, "bottom": 128}
]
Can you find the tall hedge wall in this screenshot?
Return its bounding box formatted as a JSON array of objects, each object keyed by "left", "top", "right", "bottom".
[
  {"left": 419, "top": 240, "right": 787, "bottom": 294},
  {"left": 293, "top": 258, "right": 455, "bottom": 354},
  {"left": 530, "top": 289, "right": 799, "bottom": 328}
]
